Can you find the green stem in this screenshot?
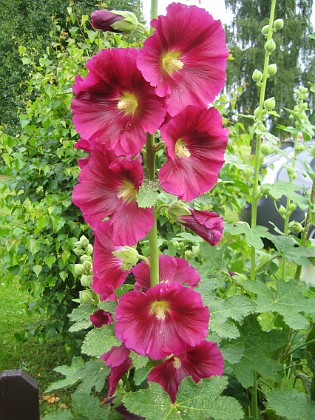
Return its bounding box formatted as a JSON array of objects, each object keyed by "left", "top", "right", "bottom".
[
  {"left": 295, "top": 172, "right": 315, "bottom": 279},
  {"left": 250, "top": 0, "right": 277, "bottom": 280},
  {"left": 150, "top": 0, "right": 158, "bottom": 27},
  {"left": 250, "top": 371, "right": 259, "bottom": 419},
  {"left": 146, "top": 132, "right": 159, "bottom": 287}
]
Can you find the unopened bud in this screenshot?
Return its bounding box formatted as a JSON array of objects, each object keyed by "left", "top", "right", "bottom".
[
  {"left": 265, "top": 39, "right": 276, "bottom": 53},
  {"left": 252, "top": 69, "right": 263, "bottom": 83},
  {"left": 296, "top": 144, "right": 305, "bottom": 152},
  {"left": 261, "top": 25, "right": 270, "bottom": 36},
  {"left": 112, "top": 246, "right": 139, "bottom": 271},
  {"left": 243, "top": 166, "right": 254, "bottom": 177},
  {"left": 184, "top": 250, "right": 193, "bottom": 259},
  {"left": 264, "top": 97, "right": 276, "bottom": 111},
  {"left": 267, "top": 63, "right": 277, "bottom": 76},
  {"left": 168, "top": 202, "right": 191, "bottom": 222},
  {"left": 91, "top": 9, "right": 139, "bottom": 33},
  {"left": 289, "top": 202, "right": 297, "bottom": 212},
  {"left": 192, "top": 245, "right": 200, "bottom": 256},
  {"left": 74, "top": 264, "right": 85, "bottom": 275},
  {"left": 279, "top": 205, "right": 286, "bottom": 217},
  {"left": 79, "top": 290, "right": 93, "bottom": 304},
  {"left": 287, "top": 167, "right": 297, "bottom": 180},
  {"left": 288, "top": 221, "right": 303, "bottom": 235},
  {"left": 261, "top": 143, "right": 272, "bottom": 155},
  {"left": 80, "top": 275, "right": 92, "bottom": 288},
  {"left": 80, "top": 236, "right": 90, "bottom": 248},
  {"left": 260, "top": 184, "right": 270, "bottom": 196},
  {"left": 273, "top": 19, "right": 284, "bottom": 31}
]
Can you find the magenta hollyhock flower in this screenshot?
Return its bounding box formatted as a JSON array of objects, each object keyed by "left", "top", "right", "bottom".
[
  {"left": 92, "top": 221, "right": 131, "bottom": 300},
  {"left": 133, "top": 254, "right": 200, "bottom": 292},
  {"left": 91, "top": 10, "right": 124, "bottom": 33},
  {"left": 148, "top": 340, "right": 224, "bottom": 403},
  {"left": 72, "top": 48, "right": 166, "bottom": 155},
  {"left": 137, "top": 3, "right": 229, "bottom": 116},
  {"left": 72, "top": 150, "right": 154, "bottom": 246},
  {"left": 90, "top": 309, "right": 113, "bottom": 328},
  {"left": 179, "top": 209, "right": 224, "bottom": 246},
  {"left": 158, "top": 106, "right": 228, "bottom": 201},
  {"left": 115, "top": 282, "right": 210, "bottom": 360},
  {"left": 101, "top": 344, "right": 132, "bottom": 397}
]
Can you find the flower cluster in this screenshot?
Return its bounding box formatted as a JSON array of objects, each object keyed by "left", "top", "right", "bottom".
[{"left": 72, "top": 2, "right": 228, "bottom": 404}]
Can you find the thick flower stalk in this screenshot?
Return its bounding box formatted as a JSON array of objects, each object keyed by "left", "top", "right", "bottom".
[{"left": 70, "top": 0, "right": 229, "bottom": 406}]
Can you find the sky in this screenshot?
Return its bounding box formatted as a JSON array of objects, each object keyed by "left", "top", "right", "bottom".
[{"left": 143, "top": 0, "right": 315, "bottom": 27}]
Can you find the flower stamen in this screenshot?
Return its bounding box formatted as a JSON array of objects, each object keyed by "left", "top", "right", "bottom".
[
  {"left": 150, "top": 300, "right": 169, "bottom": 320},
  {"left": 117, "top": 92, "right": 138, "bottom": 116},
  {"left": 172, "top": 357, "right": 182, "bottom": 369},
  {"left": 117, "top": 180, "right": 137, "bottom": 202},
  {"left": 162, "top": 51, "right": 184, "bottom": 75},
  {"left": 175, "top": 139, "right": 190, "bottom": 158}
]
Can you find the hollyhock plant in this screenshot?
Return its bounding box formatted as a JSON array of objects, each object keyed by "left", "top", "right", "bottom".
[
  {"left": 72, "top": 150, "right": 154, "bottom": 246},
  {"left": 158, "top": 106, "right": 228, "bottom": 201},
  {"left": 72, "top": 48, "right": 166, "bottom": 155},
  {"left": 137, "top": 2, "right": 229, "bottom": 116},
  {"left": 115, "top": 282, "right": 210, "bottom": 360},
  {"left": 133, "top": 254, "right": 200, "bottom": 292},
  {"left": 92, "top": 221, "right": 132, "bottom": 300},
  {"left": 148, "top": 340, "right": 224, "bottom": 402}
]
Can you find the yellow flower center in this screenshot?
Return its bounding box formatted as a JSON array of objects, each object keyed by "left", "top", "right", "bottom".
[
  {"left": 117, "top": 180, "right": 137, "bottom": 202},
  {"left": 175, "top": 139, "right": 190, "bottom": 158},
  {"left": 162, "top": 51, "right": 184, "bottom": 75},
  {"left": 150, "top": 301, "right": 169, "bottom": 320},
  {"left": 172, "top": 357, "right": 182, "bottom": 369},
  {"left": 117, "top": 92, "right": 138, "bottom": 116}
]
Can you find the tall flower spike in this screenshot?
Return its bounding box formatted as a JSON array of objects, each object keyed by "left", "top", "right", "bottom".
[
  {"left": 148, "top": 340, "right": 224, "bottom": 403},
  {"left": 92, "top": 221, "right": 131, "bottom": 300},
  {"left": 115, "top": 282, "right": 210, "bottom": 360},
  {"left": 133, "top": 254, "right": 200, "bottom": 292},
  {"left": 158, "top": 106, "right": 228, "bottom": 201},
  {"left": 72, "top": 150, "right": 154, "bottom": 246},
  {"left": 137, "top": 3, "right": 229, "bottom": 116},
  {"left": 72, "top": 48, "right": 166, "bottom": 156}
]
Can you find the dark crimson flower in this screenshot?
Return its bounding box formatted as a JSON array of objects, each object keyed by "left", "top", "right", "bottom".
[
  {"left": 158, "top": 106, "right": 228, "bottom": 201},
  {"left": 92, "top": 221, "right": 131, "bottom": 300},
  {"left": 90, "top": 309, "right": 113, "bottom": 328},
  {"left": 72, "top": 150, "right": 154, "bottom": 246},
  {"left": 72, "top": 48, "right": 166, "bottom": 155},
  {"left": 137, "top": 3, "right": 229, "bottom": 116},
  {"left": 148, "top": 340, "right": 224, "bottom": 403},
  {"left": 133, "top": 254, "right": 200, "bottom": 292},
  {"left": 179, "top": 209, "right": 224, "bottom": 246},
  {"left": 115, "top": 282, "right": 209, "bottom": 360},
  {"left": 91, "top": 10, "right": 124, "bottom": 33},
  {"left": 101, "top": 345, "right": 132, "bottom": 397}
]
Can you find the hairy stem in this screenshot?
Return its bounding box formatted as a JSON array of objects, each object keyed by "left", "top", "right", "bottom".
[{"left": 250, "top": 0, "right": 277, "bottom": 280}]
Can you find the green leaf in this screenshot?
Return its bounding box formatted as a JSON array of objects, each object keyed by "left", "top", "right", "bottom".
[
  {"left": 68, "top": 303, "right": 95, "bottom": 332},
  {"left": 123, "top": 377, "right": 243, "bottom": 420},
  {"left": 225, "top": 222, "right": 273, "bottom": 249},
  {"left": 136, "top": 179, "right": 159, "bottom": 208},
  {"left": 81, "top": 325, "right": 120, "bottom": 357},
  {"left": 271, "top": 236, "right": 315, "bottom": 265},
  {"left": 44, "top": 255, "right": 56, "bottom": 268},
  {"left": 42, "top": 410, "right": 74, "bottom": 419},
  {"left": 33, "top": 264, "right": 42, "bottom": 277},
  {"left": 266, "top": 389, "right": 315, "bottom": 419},
  {"left": 46, "top": 357, "right": 85, "bottom": 392},
  {"left": 130, "top": 351, "right": 149, "bottom": 370},
  {"left": 71, "top": 391, "right": 110, "bottom": 420},
  {"left": 266, "top": 180, "right": 309, "bottom": 209},
  {"left": 242, "top": 279, "right": 315, "bottom": 329},
  {"left": 229, "top": 316, "right": 286, "bottom": 388}
]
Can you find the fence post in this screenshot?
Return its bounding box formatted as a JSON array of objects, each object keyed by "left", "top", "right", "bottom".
[{"left": 0, "top": 370, "right": 40, "bottom": 420}]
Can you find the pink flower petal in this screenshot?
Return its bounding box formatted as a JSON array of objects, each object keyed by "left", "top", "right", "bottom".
[
  {"left": 133, "top": 255, "right": 200, "bottom": 291},
  {"left": 115, "top": 283, "right": 209, "bottom": 360},
  {"left": 90, "top": 309, "right": 113, "bottom": 328},
  {"left": 137, "top": 3, "right": 228, "bottom": 116},
  {"left": 101, "top": 344, "right": 130, "bottom": 368},
  {"left": 148, "top": 340, "right": 224, "bottom": 402}
]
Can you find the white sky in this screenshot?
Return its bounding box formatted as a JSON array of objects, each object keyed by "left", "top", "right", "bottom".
[{"left": 143, "top": 0, "right": 315, "bottom": 27}]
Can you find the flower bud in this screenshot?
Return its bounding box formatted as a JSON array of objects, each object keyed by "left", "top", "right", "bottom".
[
  {"left": 288, "top": 221, "right": 303, "bottom": 235},
  {"left": 168, "top": 202, "right": 191, "bottom": 222},
  {"left": 296, "top": 144, "right": 305, "bottom": 152},
  {"left": 261, "top": 143, "right": 272, "bottom": 155},
  {"left": 91, "top": 9, "right": 139, "bottom": 33},
  {"left": 261, "top": 25, "right": 270, "bottom": 36},
  {"left": 289, "top": 202, "right": 297, "bottom": 212},
  {"left": 267, "top": 63, "right": 277, "bottom": 76},
  {"left": 260, "top": 184, "right": 270, "bottom": 196},
  {"left": 264, "top": 97, "right": 276, "bottom": 111},
  {"left": 278, "top": 205, "right": 286, "bottom": 218},
  {"left": 243, "top": 166, "right": 254, "bottom": 177},
  {"left": 265, "top": 39, "right": 276, "bottom": 53},
  {"left": 192, "top": 245, "right": 200, "bottom": 256},
  {"left": 74, "top": 264, "right": 85, "bottom": 275},
  {"left": 79, "top": 290, "right": 93, "bottom": 304},
  {"left": 287, "top": 167, "right": 297, "bottom": 180},
  {"left": 82, "top": 260, "right": 92, "bottom": 274},
  {"left": 112, "top": 246, "right": 139, "bottom": 271},
  {"left": 80, "top": 275, "right": 92, "bottom": 288},
  {"left": 184, "top": 250, "right": 193, "bottom": 259},
  {"left": 252, "top": 69, "right": 263, "bottom": 83},
  {"left": 80, "top": 236, "right": 90, "bottom": 248},
  {"left": 273, "top": 19, "right": 284, "bottom": 31}
]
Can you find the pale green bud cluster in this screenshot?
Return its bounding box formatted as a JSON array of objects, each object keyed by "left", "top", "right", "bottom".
[
  {"left": 74, "top": 235, "right": 93, "bottom": 256},
  {"left": 264, "top": 97, "right": 275, "bottom": 111},
  {"left": 112, "top": 246, "right": 139, "bottom": 271},
  {"left": 288, "top": 221, "right": 303, "bottom": 235},
  {"left": 73, "top": 235, "right": 94, "bottom": 301},
  {"left": 261, "top": 143, "right": 272, "bottom": 155}
]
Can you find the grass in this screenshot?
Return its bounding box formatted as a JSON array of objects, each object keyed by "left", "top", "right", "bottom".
[{"left": 0, "top": 278, "right": 75, "bottom": 416}]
